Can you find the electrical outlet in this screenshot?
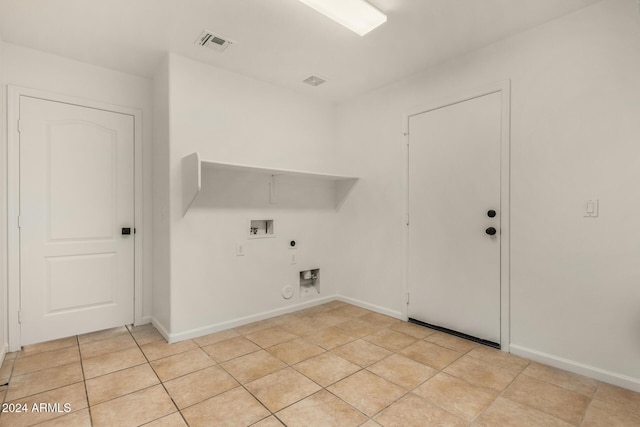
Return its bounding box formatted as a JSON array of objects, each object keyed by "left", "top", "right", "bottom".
[
  {"left": 290, "top": 251, "right": 297, "bottom": 264},
  {"left": 584, "top": 199, "right": 599, "bottom": 217},
  {"left": 236, "top": 243, "right": 245, "bottom": 256}
]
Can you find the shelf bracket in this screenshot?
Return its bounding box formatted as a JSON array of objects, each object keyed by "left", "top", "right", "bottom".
[
  {"left": 182, "top": 152, "right": 202, "bottom": 216},
  {"left": 269, "top": 175, "right": 278, "bottom": 204}
]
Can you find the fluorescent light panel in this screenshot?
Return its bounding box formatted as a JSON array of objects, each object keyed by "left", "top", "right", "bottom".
[{"left": 299, "top": 0, "right": 387, "bottom": 36}]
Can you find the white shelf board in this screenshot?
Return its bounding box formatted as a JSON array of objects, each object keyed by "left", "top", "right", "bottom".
[
  {"left": 200, "top": 159, "right": 357, "bottom": 181},
  {"left": 182, "top": 152, "right": 358, "bottom": 215}
]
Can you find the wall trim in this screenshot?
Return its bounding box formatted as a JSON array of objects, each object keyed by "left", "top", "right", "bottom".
[
  {"left": 163, "top": 295, "right": 338, "bottom": 343},
  {"left": 510, "top": 344, "right": 640, "bottom": 393},
  {"left": 401, "top": 79, "right": 511, "bottom": 353},
  {"left": 335, "top": 295, "right": 403, "bottom": 320},
  {"left": 0, "top": 344, "right": 6, "bottom": 369},
  {"left": 161, "top": 294, "right": 403, "bottom": 343},
  {"left": 6, "top": 85, "right": 144, "bottom": 351},
  {"left": 138, "top": 316, "right": 153, "bottom": 327},
  {"left": 150, "top": 316, "right": 172, "bottom": 343}
]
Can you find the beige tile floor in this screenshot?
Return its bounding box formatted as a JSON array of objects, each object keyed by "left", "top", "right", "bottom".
[{"left": 0, "top": 301, "right": 639, "bottom": 426}]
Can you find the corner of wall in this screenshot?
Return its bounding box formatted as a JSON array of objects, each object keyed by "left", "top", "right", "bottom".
[
  {"left": 151, "top": 54, "right": 172, "bottom": 334},
  {"left": 0, "top": 37, "right": 8, "bottom": 358}
]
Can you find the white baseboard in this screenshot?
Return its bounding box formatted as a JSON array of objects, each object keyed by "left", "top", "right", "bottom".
[
  {"left": 0, "top": 343, "right": 6, "bottom": 377},
  {"left": 150, "top": 317, "right": 171, "bottom": 343},
  {"left": 136, "top": 316, "right": 153, "bottom": 327},
  {"left": 510, "top": 344, "right": 640, "bottom": 392},
  {"left": 157, "top": 294, "right": 404, "bottom": 344},
  {"left": 335, "top": 295, "right": 403, "bottom": 320},
  {"left": 163, "top": 295, "right": 339, "bottom": 343}
]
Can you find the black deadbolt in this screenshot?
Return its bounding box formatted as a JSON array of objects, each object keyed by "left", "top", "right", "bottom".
[
  {"left": 290, "top": 240, "right": 296, "bottom": 247},
  {"left": 487, "top": 210, "right": 497, "bottom": 218},
  {"left": 122, "top": 227, "right": 131, "bottom": 235},
  {"left": 485, "top": 227, "right": 497, "bottom": 236}
]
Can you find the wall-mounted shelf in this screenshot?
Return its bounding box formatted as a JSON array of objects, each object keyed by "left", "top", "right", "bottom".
[{"left": 182, "top": 152, "right": 358, "bottom": 215}]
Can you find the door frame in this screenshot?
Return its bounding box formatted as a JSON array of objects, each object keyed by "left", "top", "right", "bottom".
[
  {"left": 7, "top": 85, "right": 143, "bottom": 351},
  {"left": 401, "top": 80, "right": 511, "bottom": 352}
]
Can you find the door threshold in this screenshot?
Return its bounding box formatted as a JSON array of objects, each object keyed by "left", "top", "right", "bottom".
[{"left": 408, "top": 318, "right": 500, "bottom": 349}]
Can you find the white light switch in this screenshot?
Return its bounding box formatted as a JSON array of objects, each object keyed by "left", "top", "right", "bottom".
[
  {"left": 236, "top": 243, "right": 245, "bottom": 256},
  {"left": 584, "top": 200, "right": 599, "bottom": 217}
]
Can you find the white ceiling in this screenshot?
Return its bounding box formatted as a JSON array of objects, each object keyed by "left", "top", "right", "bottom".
[{"left": 0, "top": 0, "right": 601, "bottom": 104}]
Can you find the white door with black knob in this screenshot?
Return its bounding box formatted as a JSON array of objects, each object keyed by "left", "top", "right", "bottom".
[
  {"left": 408, "top": 91, "right": 502, "bottom": 345},
  {"left": 19, "top": 95, "right": 135, "bottom": 345}
]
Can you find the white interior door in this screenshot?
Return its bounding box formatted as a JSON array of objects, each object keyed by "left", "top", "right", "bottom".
[
  {"left": 19, "top": 96, "right": 134, "bottom": 346},
  {"left": 408, "top": 92, "right": 502, "bottom": 345}
]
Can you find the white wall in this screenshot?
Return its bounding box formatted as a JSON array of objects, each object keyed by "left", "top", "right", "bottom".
[
  {"left": 335, "top": 0, "right": 640, "bottom": 390},
  {"left": 0, "top": 35, "right": 7, "bottom": 360},
  {"left": 151, "top": 56, "right": 171, "bottom": 334},
  {"left": 1, "top": 43, "right": 155, "bottom": 327},
  {"left": 163, "top": 54, "right": 348, "bottom": 339}
]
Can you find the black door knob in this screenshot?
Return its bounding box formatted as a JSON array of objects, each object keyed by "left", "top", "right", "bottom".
[
  {"left": 485, "top": 227, "right": 497, "bottom": 236},
  {"left": 487, "top": 210, "right": 496, "bottom": 218},
  {"left": 122, "top": 227, "right": 131, "bottom": 235}
]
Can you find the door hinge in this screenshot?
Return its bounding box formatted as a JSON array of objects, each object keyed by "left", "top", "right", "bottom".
[
  {"left": 17, "top": 215, "right": 22, "bottom": 228},
  {"left": 405, "top": 213, "right": 409, "bottom": 226},
  {"left": 406, "top": 292, "right": 410, "bottom": 304},
  {"left": 18, "top": 310, "right": 22, "bottom": 324},
  {"left": 17, "top": 120, "right": 22, "bottom": 133}
]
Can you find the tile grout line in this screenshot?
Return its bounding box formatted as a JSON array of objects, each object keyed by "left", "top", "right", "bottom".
[
  {"left": 19, "top": 305, "right": 633, "bottom": 426},
  {"left": 576, "top": 380, "right": 625, "bottom": 427},
  {"left": 128, "top": 324, "right": 190, "bottom": 427},
  {"left": 280, "top": 317, "right": 415, "bottom": 423},
  {"left": 518, "top": 369, "right": 600, "bottom": 398},
  {"left": 77, "top": 326, "right": 186, "bottom": 424},
  {"left": 578, "top": 392, "right": 596, "bottom": 427},
  {"left": 0, "top": 355, "right": 17, "bottom": 424},
  {"left": 256, "top": 331, "right": 351, "bottom": 421},
  {"left": 75, "top": 334, "right": 96, "bottom": 427},
  {"left": 466, "top": 359, "right": 530, "bottom": 425},
  {"left": 2, "top": 321, "right": 446, "bottom": 425},
  {"left": 381, "top": 335, "right": 477, "bottom": 423},
  {"left": 210, "top": 314, "right": 374, "bottom": 424},
  {"left": 468, "top": 359, "right": 589, "bottom": 426},
  {"left": 0, "top": 310, "right": 491, "bottom": 425},
  {"left": 200, "top": 334, "right": 284, "bottom": 424},
  {"left": 16, "top": 337, "right": 87, "bottom": 426},
  {"left": 353, "top": 328, "right": 527, "bottom": 424},
  {"left": 1, "top": 362, "right": 85, "bottom": 405},
  {"left": 151, "top": 324, "right": 331, "bottom": 422},
  {"left": 352, "top": 335, "right": 465, "bottom": 423},
  {"left": 278, "top": 324, "right": 407, "bottom": 423}
]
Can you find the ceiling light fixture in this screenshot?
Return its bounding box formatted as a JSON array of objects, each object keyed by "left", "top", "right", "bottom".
[{"left": 299, "top": 0, "right": 387, "bottom": 36}]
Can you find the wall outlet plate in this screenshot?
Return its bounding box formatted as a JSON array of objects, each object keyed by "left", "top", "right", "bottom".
[
  {"left": 282, "top": 286, "right": 294, "bottom": 299},
  {"left": 584, "top": 199, "right": 599, "bottom": 217}
]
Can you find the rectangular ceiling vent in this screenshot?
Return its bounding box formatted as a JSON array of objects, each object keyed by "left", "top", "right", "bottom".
[{"left": 195, "top": 30, "right": 235, "bottom": 52}]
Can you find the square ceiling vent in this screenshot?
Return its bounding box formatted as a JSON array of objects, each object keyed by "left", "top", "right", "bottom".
[
  {"left": 303, "top": 75, "right": 327, "bottom": 87},
  {"left": 195, "top": 30, "right": 235, "bottom": 52}
]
